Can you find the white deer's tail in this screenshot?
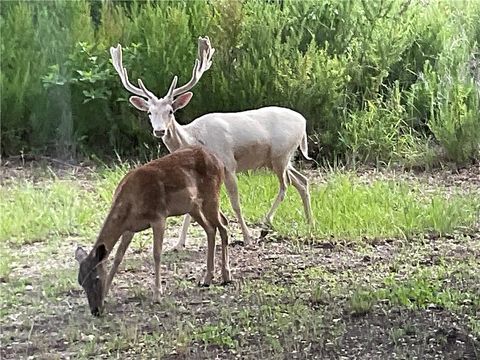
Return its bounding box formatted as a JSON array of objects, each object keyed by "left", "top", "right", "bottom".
[{"left": 299, "top": 131, "right": 313, "bottom": 160}]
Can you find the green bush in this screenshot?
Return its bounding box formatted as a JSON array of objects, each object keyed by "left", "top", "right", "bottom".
[{"left": 0, "top": 0, "right": 479, "bottom": 165}]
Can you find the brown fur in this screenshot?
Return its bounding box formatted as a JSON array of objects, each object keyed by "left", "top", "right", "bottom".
[{"left": 75, "top": 146, "right": 231, "bottom": 316}]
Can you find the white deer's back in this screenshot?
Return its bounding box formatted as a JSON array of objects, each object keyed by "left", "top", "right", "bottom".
[{"left": 185, "top": 106, "right": 307, "bottom": 171}]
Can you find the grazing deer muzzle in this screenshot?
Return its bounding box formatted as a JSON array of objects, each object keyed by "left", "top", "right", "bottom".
[
  {"left": 110, "top": 36, "right": 313, "bottom": 249},
  {"left": 74, "top": 146, "right": 231, "bottom": 316},
  {"left": 75, "top": 245, "right": 108, "bottom": 316}
]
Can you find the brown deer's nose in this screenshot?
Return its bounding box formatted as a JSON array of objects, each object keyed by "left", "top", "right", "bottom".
[{"left": 154, "top": 130, "right": 165, "bottom": 137}]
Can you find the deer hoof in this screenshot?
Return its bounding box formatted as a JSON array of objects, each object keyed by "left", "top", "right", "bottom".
[
  {"left": 240, "top": 233, "right": 252, "bottom": 246},
  {"left": 199, "top": 272, "right": 213, "bottom": 287},
  {"left": 172, "top": 243, "right": 186, "bottom": 252},
  {"left": 222, "top": 270, "right": 232, "bottom": 284},
  {"left": 153, "top": 287, "right": 163, "bottom": 303},
  {"left": 221, "top": 278, "right": 233, "bottom": 286}
]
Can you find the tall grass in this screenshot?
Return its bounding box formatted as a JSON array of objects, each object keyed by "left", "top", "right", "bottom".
[
  {"left": 1, "top": 0, "right": 479, "bottom": 165},
  {"left": 1, "top": 169, "right": 478, "bottom": 246},
  {"left": 232, "top": 171, "right": 480, "bottom": 239}
]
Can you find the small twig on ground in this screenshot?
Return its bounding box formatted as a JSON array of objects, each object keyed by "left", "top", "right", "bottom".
[{"left": 27, "top": 319, "right": 35, "bottom": 341}]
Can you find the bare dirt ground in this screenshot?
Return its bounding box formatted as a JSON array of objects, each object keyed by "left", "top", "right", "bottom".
[
  {"left": 2, "top": 227, "right": 479, "bottom": 359},
  {"left": 1, "top": 161, "right": 479, "bottom": 359}
]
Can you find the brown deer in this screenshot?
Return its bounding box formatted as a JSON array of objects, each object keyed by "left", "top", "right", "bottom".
[{"left": 74, "top": 146, "right": 231, "bottom": 316}]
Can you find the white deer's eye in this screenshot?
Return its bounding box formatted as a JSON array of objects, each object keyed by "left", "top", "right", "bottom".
[{"left": 169, "top": 110, "right": 173, "bottom": 115}]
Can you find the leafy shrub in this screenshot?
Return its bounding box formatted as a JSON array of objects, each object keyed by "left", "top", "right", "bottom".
[{"left": 0, "top": 0, "right": 478, "bottom": 166}]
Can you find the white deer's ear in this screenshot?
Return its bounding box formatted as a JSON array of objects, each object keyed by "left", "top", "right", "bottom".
[
  {"left": 129, "top": 96, "right": 149, "bottom": 111},
  {"left": 75, "top": 247, "right": 88, "bottom": 263},
  {"left": 172, "top": 92, "right": 193, "bottom": 112}
]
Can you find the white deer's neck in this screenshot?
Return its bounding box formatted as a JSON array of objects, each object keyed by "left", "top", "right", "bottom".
[{"left": 163, "top": 118, "right": 195, "bottom": 152}]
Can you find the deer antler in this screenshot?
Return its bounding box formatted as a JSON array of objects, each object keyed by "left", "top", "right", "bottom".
[
  {"left": 167, "top": 36, "right": 215, "bottom": 98},
  {"left": 110, "top": 44, "right": 156, "bottom": 100}
]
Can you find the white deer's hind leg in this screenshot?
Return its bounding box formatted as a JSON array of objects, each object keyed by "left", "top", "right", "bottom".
[
  {"left": 265, "top": 168, "right": 289, "bottom": 225},
  {"left": 288, "top": 166, "right": 313, "bottom": 225},
  {"left": 224, "top": 172, "right": 251, "bottom": 245},
  {"left": 173, "top": 214, "right": 191, "bottom": 251}
]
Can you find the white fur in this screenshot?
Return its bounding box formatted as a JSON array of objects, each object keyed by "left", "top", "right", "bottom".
[
  {"left": 110, "top": 39, "right": 313, "bottom": 247},
  {"left": 162, "top": 105, "right": 313, "bottom": 247}
]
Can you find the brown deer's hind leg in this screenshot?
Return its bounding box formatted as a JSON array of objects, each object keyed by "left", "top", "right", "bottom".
[
  {"left": 218, "top": 219, "right": 231, "bottom": 284},
  {"left": 106, "top": 231, "right": 134, "bottom": 295},
  {"left": 203, "top": 202, "right": 232, "bottom": 284},
  {"left": 151, "top": 218, "right": 166, "bottom": 303},
  {"left": 190, "top": 208, "right": 216, "bottom": 286}
]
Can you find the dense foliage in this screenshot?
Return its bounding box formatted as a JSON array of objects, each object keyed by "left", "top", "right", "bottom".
[{"left": 1, "top": 0, "right": 479, "bottom": 166}]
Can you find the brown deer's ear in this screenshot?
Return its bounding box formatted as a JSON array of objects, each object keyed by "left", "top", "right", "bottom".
[
  {"left": 75, "top": 247, "right": 88, "bottom": 263},
  {"left": 95, "top": 244, "right": 108, "bottom": 262},
  {"left": 172, "top": 92, "right": 193, "bottom": 112}
]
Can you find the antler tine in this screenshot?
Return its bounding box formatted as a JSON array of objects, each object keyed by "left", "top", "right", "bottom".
[
  {"left": 171, "top": 36, "right": 215, "bottom": 98},
  {"left": 166, "top": 76, "right": 179, "bottom": 98},
  {"left": 197, "top": 36, "right": 215, "bottom": 72},
  {"left": 109, "top": 44, "right": 156, "bottom": 100},
  {"left": 138, "top": 78, "right": 155, "bottom": 99}
]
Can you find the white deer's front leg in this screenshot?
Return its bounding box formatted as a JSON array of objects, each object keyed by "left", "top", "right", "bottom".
[
  {"left": 173, "top": 214, "right": 191, "bottom": 251},
  {"left": 224, "top": 172, "right": 251, "bottom": 245}
]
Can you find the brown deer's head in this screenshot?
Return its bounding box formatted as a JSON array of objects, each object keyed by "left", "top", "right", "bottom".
[{"left": 75, "top": 244, "right": 108, "bottom": 316}]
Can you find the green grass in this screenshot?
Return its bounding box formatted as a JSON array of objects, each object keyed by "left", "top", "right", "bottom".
[
  {"left": 0, "top": 180, "right": 99, "bottom": 244},
  {"left": 1, "top": 169, "right": 479, "bottom": 247},
  {"left": 230, "top": 171, "right": 479, "bottom": 239},
  {"left": 0, "top": 244, "right": 15, "bottom": 280}
]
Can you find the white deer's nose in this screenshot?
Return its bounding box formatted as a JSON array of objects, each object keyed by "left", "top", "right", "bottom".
[{"left": 154, "top": 129, "right": 165, "bottom": 138}]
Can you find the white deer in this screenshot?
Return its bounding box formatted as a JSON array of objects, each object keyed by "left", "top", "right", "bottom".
[{"left": 110, "top": 37, "right": 313, "bottom": 247}]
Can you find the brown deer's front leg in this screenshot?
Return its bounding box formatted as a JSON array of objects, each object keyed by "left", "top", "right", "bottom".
[
  {"left": 105, "top": 231, "right": 134, "bottom": 296},
  {"left": 152, "top": 219, "right": 166, "bottom": 303}
]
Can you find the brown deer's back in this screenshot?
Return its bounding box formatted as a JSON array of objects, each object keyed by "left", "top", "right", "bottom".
[{"left": 111, "top": 146, "right": 225, "bottom": 221}]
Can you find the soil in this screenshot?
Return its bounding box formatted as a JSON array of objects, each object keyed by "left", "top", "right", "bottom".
[{"left": 1, "top": 161, "right": 479, "bottom": 359}]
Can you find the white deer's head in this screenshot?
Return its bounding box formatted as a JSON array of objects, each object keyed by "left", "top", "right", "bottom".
[{"left": 110, "top": 37, "right": 215, "bottom": 137}]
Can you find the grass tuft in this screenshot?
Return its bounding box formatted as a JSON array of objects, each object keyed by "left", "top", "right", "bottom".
[{"left": 231, "top": 171, "right": 480, "bottom": 240}]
